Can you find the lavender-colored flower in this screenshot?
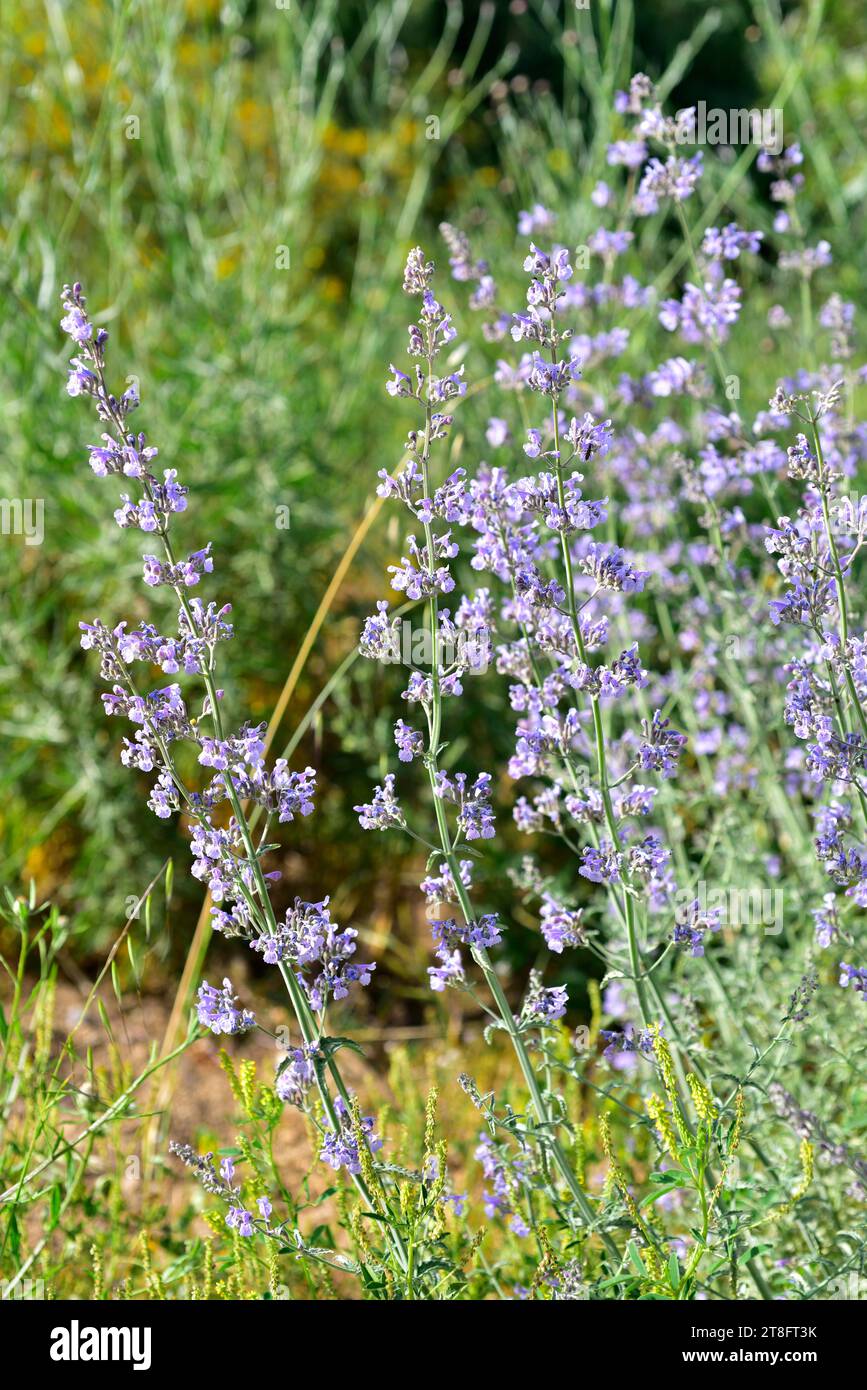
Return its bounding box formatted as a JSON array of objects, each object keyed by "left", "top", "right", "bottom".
[
  {"left": 434, "top": 770, "right": 496, "bottom": 840},
  {"left": 196, "top": 978, "right": 256, "bottom": 1035},
  {"left": 142, "top": 543, "right": 214, "bottom": 588},
  {"left": 275, "top": 1044, "right": 319, "bottom": 1106},
  {"left": 600, "top": 1025, "right": 657, "bottom": 1064},
  {"left": 360, "top": 600, "right": 400, "bottom": 663},
  {"left": 250, "top": 898, "right": 376, "bottom": 1012},
  {"left": 521, "top": 969, "right": 568, "bottom": 1024},
  {"left": 579, "top": 542, "right": 649, "bottom": 593},
  {"left": 63, "top": 281, "right": 336, "bottom": 1047},
  {"left": 428, "top": 944, "right": 466, "bottom": 992},
  {"left": 779, "top": 241, "right": 832, "bottom": 277},
  {"left": 634, "top": 152, "right": 703, "bottom": 214},
  {"left": 226, "top": 1206, "right": 255, "bottom": 1237},
  {"left": 355, "top": 773, "right": 405, "bottom": 831},
  {"left": 579, "top": 842, "right": 623, "bottom": 885},
  {"left": 565, "top": 412, "right": 613, "bottom": 462},
  {"left": 320, "top": 1097, "right": 383, "bottom": 1174},
  {"left": 394, "top": 718, "right": 423, "bottom": 762},
  {"left": 517, "top": 203, "right": 556, "bottom": 236},
  {"left": 607, "top": 139, "right": 648, "bottom": 169},
  {"left": 638, "top": 711, "right": 688, "bottom": 778},
  {"left": 433, "top": 911, "right": 502, "bottom": 953},
  {"left": 673, "top": 900, "right": 722, "bottom": 957},
  {"left": 170, "top": 1143, "right": 241, "bottom": 1201},
  {"left": 701, "top": 224, "right": 763, "bottom": 260},
  {"left": 812, "top": 894, "right": 840, "bottom": 949},
  {"left": 486, "top": 416, "right": 511, "bottom": 448},
  {"left": 539, "top": 894, "right": 585, "bottom": 953},
  {"left": 838, "top": 963, "right": 867, "bottom": 1000},
  {"left": 659, "top": 277, "right": 743, "bottom": 346},
  {"left": 474, "top": 1131, "right": 532, "bottom": 1235}
]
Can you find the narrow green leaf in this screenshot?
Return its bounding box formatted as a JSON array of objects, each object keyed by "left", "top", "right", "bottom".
[
  {"left": 98, "top": 998, "right": 115, "bottom": 1041},
  {"left": 627, "top": 1240, "right": 648, "bottom": 1277}
]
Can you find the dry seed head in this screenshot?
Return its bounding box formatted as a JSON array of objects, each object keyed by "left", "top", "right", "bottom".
[
  {"left": 599, "top": 1110, "right": 614, "bottom": 1161},
  {"left": 461, "top": 1224, "right": 487, "bottom": 1268},
  {"left": 349, "top": 1206, "right": 375, "bottom": 1266},
  {"left": 90, "top": 1244, "right": 105, "bottom": 1300},
  {"left": 646, "top": 1093, "right": 679, "bottom": 1161},
  {"left": 204, "top": 1210, "right": 225, "bottom": 1237},
  {"left": 399, "top": 1181, "right": 414, "bottom": 1221},
  {"left": 202, "top": 1237, "right": 215, "bottom": 1300},
  {"left": 457, "top": 1072, "right": 485, "bottom": 1110},
  {"left": 686, "top": 1073, "right": 718, "bottom": 1126},
  {"left": 792, "top": 1139, "right": 814, "bottom": 1202},
  {"left": 651, "top": 1024, "right": 679, "bottom": 1103},
  {"left": 237, "top": 1134, "right": 258, "bottom": 1172},
  {"left": 729, "top": 1088, "right": 745, "bottom": 1155},
  {"left": 423, "top": 1083, "right": 439, "bottom": 1159},
  {"left": 349, "top": 1095, "right": 384, "bottom": 1209},
  {"left": 137, "top": 1228, "right": 164, "bottom": 1299},
  {"left": 238, "top": 1058, "right": 257, "bottom": 1114},
  {"left": 600, "top": 1112, "right": 659, "bottom": 1270},
  {"left": 218, "top": 1048, "right": 244, "bottom": 1106},
  {"left": 531, "top": 1226, "right": 559, "bottom": 1294},
  {"left": 267, "top": 1241, "right": 280, "bottom": 1299}
]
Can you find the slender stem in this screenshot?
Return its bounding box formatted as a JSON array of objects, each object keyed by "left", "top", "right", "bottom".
[
  {"left": 548, "top": 350, "right": 651, "bottom": 1026},
  {"left": 87, "top": 349, "right": 410, "bottom": 1273},
  {"left": 812, "top": 415, "right": 867, "bottom": 744},
  {"left": 411, "top": 340, "right": 620, "bottom": 1264}
]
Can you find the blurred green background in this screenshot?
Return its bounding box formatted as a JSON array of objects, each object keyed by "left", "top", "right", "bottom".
[{"left": 2, "top": 0, "right": 866, "bottom": 1007}]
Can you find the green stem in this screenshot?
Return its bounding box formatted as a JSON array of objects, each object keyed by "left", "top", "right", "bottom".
[
  {"left": 413, "top": 340, "right": 620, "bottom": 1263},
  {"left": 549, "top": 355, "right": 651, "bottom": 1026}
]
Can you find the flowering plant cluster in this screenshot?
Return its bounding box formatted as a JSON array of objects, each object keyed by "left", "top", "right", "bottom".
[{"left": 60, "top": 66, "right": 865, "bottom": 1302}]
